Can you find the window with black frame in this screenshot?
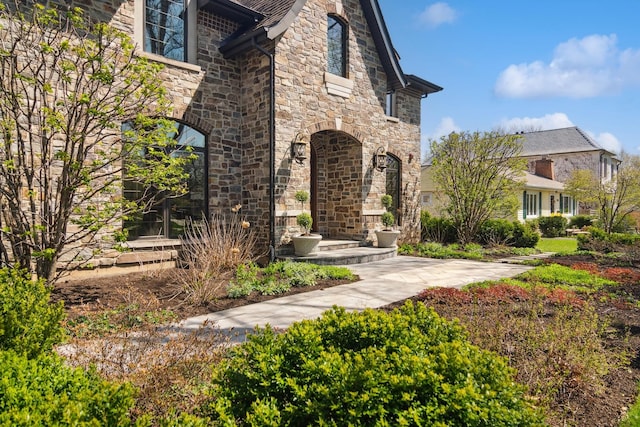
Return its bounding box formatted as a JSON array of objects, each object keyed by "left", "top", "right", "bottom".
[
  {"left": 144, "top": 0, "right": 186, "bottom": 62},
  {"left": 327, "top": 14, "right": 347, "bottom": 77},
  {"left": 385, "top": 154, "right": 401, "bottom": 225},
  {"left": 123, "top": 121, "right": 206, "bottom": 239}
]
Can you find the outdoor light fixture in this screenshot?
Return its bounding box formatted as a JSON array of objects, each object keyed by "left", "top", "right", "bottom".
[
  {"left": 291, "top": 132, "right": 309, "bottom": 164},
  {"left": 374, "top": 147, "right": 387, "bottom": 172}
]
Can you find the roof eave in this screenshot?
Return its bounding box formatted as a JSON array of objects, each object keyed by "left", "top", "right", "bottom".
[
  {"left": 198, "top": 0, "right": 264, "bottom": 24},
  {"left": 406, "top": 74, "right": 443, "bottom": 97}
]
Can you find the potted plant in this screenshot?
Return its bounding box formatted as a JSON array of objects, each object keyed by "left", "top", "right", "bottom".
[
  {"left": 292, "top": 190, "right": 322, "bottom": 256},
  {"left": 376, "top": 194, "right": 400, "bottom": 248}
]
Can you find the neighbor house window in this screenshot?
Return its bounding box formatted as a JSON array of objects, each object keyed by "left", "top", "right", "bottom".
[
  {"left": 421, "top": 193, "right": 432, "bottom": 206},
  {"left": 526, "top": 193, "right": 538, "bottom": 217},
  {"left": 327, "top": 14, "right": 347, "bottom": 77},
  {"left": 124, "top": 120, "right": 207, "bottom": 239},
  {"left": 144, "top": 0, "right": 187, "bottom": 61},
  {"left": 560, "top": 194, "right": 574, "bottom": 215},
  {"left": 386, "top": 154, "right": 401, "bottom": 225}
]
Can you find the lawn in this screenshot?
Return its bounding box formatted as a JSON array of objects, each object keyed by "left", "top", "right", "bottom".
[{"left": 536, "top": 237, "right": 578, "bottom": 253}]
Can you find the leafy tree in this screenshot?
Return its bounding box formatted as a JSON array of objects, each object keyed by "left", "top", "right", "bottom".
[
  {"left": 429, "top": 131, "right": 526, "bottom": 244},
  {"left": 0, "top": 2, "right": 192, "bottom": 281},
  {"left": 564, "top": 153, "right": 640, "bottom": 234}
]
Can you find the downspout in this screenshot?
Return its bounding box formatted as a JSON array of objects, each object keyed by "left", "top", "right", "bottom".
[{"left": 252, "top": 38, "right": 276, "bottom": 262}]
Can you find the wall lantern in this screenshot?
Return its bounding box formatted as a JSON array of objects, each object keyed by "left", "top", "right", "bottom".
[
  {"left": 374, "top": 147, "right": 387, "bottom": 172},
  {"left": 291, "top": 132, "right": 309, "bottom": 164}
]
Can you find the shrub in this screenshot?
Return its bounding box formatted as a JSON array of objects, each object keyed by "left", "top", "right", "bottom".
[
  {"left": 0, "top": 268, "right": 65, "bottom": 358},
  {"left": 538, "top": 216, "right": 568, "bottom": 238},
  {"left": 568, "top": 215, "right": 592, "bottom": 229},
  {"left": 296, "top": 212, "right": 313, "bottom": 235},
  {"left": 512, "top": 221, "right": 540, "bottom": 248},
  {"left": 380, "top": 211, "right": 395, "bottom": 229},
  {"left": 206, "top": 302, "right": 544, "bottom": 426},
  {"left": 0, "top": 350, "right": 135, "bottom": 426},
  {"left": 422, "top": 215, "right": 457, "bottom": 244},
  {"left": 478, "top": 219, "right": 514, "bottom": 246}
]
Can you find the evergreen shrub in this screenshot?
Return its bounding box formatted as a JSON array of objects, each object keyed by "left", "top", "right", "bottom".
[
  {"left": 207, "top": 302, "right": 544, "bottom": 426},
  {"left": 538, "top": 216, "right": 568, "bottom": 238}
]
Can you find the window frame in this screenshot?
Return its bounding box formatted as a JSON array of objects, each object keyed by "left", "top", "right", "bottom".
[
  {"left": 327, "top": 14, "right": 348, "bottom": 78},
  {"left": 385, "top": 153, "right": 402, "bottom": 226},
  {"left": 385, "top": 90, "right": 397, "bottom": 117},
  {"left": 526, "top": 193, "right": 538, "bottom": 217},
  {"left": 123, "top": 120, "right": 208, "bottom": 240}
]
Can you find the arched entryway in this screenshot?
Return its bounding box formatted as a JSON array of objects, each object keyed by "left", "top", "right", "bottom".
[{"left": 310, "top": 130, "right": 363, "bottom": 240}]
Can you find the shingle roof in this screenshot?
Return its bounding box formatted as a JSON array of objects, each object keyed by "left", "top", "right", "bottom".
[
  {"left": 523, "top": 172, "right": 565, "bottom": 191},
  {"left": 232, "top": 0, "right": 298, "bottom": 29},
  {"left": 517, "top": 127, "right": 610, "bottom": 157}
]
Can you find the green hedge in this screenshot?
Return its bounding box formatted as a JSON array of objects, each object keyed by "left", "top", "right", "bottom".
[
  {"left": 0, "top": 268, "right": 66, "bottom": 358},
  {"left": 207, "top": 302, "right": 544, "bottom": 426},
  {"left": 0, "top": 350, "right": 135, "bottom": 426},
  {"left": 538, "top": 216, "right": 568, "bottom": 238}
]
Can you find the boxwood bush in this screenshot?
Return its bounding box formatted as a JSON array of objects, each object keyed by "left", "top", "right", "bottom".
[
  {"left": 207, "top": 302, "right": 544, "bottom": 426},
  {"left": 0, "top": 267, "right": 66, "bottom": 358},
  {"left": 538, "top": 216, "right": 568, "bottom": 238},
  {"left": 0, "top": 350, "right": 135, "bottom": 426}
]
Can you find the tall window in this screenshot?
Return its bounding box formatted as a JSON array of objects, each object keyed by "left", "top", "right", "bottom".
[
  {"left": 145, "top": 0, "right": 186, "bottom": 61},
  {"left": 124, "top": 121, "right": 206, "bottom": 239},
  {"left": 526, "top": 193, "right": 538, "bottom": 217},
  {"left": 385, "top": 91, "right": 396, "bottom": 117},
  {"left": 386, "top": 154, "right": 401, "bottom": 225},
  {"left": 327, "top": 15, "right": 347, "bottom": 77},
  {"left": 560, "top": 194, "right": 574, "bottom": 215}
]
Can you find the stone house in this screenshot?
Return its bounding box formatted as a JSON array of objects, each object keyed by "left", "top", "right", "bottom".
[
  {"left": 1, "top": 0, "right": 442, "bottom": 271},
  {"left": 421, "top": 126, "right": 619, "bottom": 222}
]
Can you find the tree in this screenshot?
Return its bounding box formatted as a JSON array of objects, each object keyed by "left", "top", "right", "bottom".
[
  {"left": 0, "top": 2, "right": 192, "bottom": 281},
  {"left": 429, "top": 131, "right": 526, "bottom": 244},
  {"left": 564, "top": 154, "right": 640, "bottom": 234}
]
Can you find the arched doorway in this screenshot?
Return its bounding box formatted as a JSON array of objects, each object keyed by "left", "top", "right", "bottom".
[{"left": 310, "top": 130, "right": 363, "bottom": 239}]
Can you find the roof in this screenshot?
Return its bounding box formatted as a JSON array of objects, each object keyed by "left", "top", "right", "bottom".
[
  {"left": 517, "top": 126, "right": 615, "bottom": 157},
  {"left": 523, "top": 172, "right": 564, "bottom": 191},
  {"left": 205, "top": 0, "right": 441, "bottom": 96}
]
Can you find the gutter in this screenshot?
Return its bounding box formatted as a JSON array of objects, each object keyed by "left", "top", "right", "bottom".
[{"left": 252, "top": 38, "right": 277, "bottom": 262}]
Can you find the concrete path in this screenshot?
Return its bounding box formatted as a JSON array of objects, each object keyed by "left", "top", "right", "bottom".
[{"left": 173, "top": 256, "right": 534, "bottom": 339}]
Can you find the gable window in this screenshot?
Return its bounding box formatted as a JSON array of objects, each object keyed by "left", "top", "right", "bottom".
[
  {"left": 124, "top": 121, "right": 207, "bottom": 239},
  {"left": 144, "top": 0, "right": 187, "bottom": 62},
  {"left": 385, "top": 91, "right": 397, "bottom": 117},
  {"left": 327, "top": 14, "right": 347, "bottom": 77}
]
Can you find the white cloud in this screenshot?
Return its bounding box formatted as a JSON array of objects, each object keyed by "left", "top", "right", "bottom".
[
  {"left": 419, "top": 3, "right": 458, "bottom": 29},
  {"left": 499, "top": 113, "right": 574, "bottom": 132},
  {"left": 430, "top": 117, "right": 461, "bottom": 139},
  {"left": 495, "top": 34, "right": 640, "bottom": 98},
  {"left": 585, "top": 131, "right": 622, "bottom": 154}
]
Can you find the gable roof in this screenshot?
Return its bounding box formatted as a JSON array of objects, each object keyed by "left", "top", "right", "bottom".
[
  {"left": 517, "top": 126, "right": 615, "bottom": 157},
  {"left": 204, "top": 0, "right": 441, "bottom": 96},
  {"left": 523, "top": 171, "right": 564, "bottom": 191}
]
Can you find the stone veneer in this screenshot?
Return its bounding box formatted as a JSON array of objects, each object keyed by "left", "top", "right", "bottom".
[{"left": 4, "top": 0, "right": 427, "bottom": 272}]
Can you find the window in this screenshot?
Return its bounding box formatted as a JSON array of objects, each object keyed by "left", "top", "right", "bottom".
[
  {"left": 144, "top": 0, "right": 187, "bottom": 61},
  {"left": 124, "top": 121, "right": 206, "bottom": 239},
  {"left": 327, "top": 15, "right": 347, "bottom": 77},
  {"left": 386, "top": 154, "right": 401, "bottom": 225},
  {"left": 421, "top": 193, "right": 432, "bottom": 206},
  {"left": 560, "top": 194, "right": 574, "bottom": 215},
  {"left": 385, "top": 91, "right": 396, "bottom": 117},
  {"left": 526, "top": 193, "right": 538, "bottom": 217}
]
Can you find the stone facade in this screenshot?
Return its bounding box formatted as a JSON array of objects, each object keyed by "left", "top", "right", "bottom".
[{"left": 2, "top": 0, "right": 439, "bottom": 272}]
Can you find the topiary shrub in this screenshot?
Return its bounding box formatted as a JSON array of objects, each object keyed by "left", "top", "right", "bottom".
[
  {"left": 538, "top": 216, "right": 568, "bottom": 238},
  {"left": 0, "top": 350, "right": 135, "bottom": 426},
  {"left": 512, "top": 221, "right": 540, "bottom": 248},
  {"left": 0, "top": 268, "right": 66, "bottom": 359},
  {"left": 207, "top": 302, "right": 544, "bottom": 426}
]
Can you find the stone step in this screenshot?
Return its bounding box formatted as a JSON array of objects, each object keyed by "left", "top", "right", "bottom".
[{"left": 279, "top": 239, "right": 397, "bottom": 266}]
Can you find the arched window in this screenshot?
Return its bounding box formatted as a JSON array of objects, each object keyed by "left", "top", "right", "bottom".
[
  {"left": 327, "top": 14, "right": 347, "bottom": 77},
  {"left": 124, "top": 120, "right": 207, "bottom": 239},
  {"left": 385, "top": 154, "right": 401, "bottom": 225}
]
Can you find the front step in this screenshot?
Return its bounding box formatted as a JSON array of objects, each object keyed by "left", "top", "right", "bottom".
[{"left": 278, "top": 239, "right": 397, "bottom": 265}]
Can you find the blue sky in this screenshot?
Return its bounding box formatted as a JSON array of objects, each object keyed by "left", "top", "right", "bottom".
[{"left": 377, "top": 1, "right": 640, "bottom": 157}]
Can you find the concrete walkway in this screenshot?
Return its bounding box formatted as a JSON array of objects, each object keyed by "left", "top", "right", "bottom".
[{"left": 173, "top": 256, "right": 535, "bottom": 339}]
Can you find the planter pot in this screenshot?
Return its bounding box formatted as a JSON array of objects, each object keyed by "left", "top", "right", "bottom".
[
  {"left": 376, "top": 230, "right": 400, "bottom": 248},
  {"left": 292, "top": 234, "right": 323, "bottom": 256}
]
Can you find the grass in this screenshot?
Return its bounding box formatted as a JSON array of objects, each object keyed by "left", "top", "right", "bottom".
[{"left": 536, "top": 237, "right": 578, "bottom": 253}]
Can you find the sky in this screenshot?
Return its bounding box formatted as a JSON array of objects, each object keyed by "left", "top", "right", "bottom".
[{"left": 377, "top": 0, "right": 640, "bottom": 157}]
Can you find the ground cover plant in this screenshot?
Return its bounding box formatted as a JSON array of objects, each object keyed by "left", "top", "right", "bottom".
[{"left": 40, "top": 233, "right": 640, "bottom": 425}]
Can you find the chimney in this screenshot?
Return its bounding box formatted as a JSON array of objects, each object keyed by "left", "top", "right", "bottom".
[{"left": 535, "top": 158, "right": 554, "bottom": 180}]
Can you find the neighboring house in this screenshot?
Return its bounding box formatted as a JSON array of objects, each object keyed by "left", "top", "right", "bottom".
[
  {"left": 4, "top": 0, "right": 442, "bottom": 270},
  {"left": 420, "top": 126, "right": 619, "bottom": 222}
]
